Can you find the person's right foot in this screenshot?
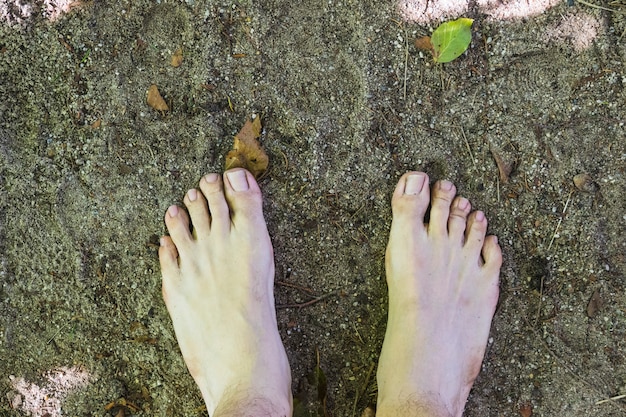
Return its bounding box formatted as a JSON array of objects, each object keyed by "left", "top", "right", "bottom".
[
  {"left": 159, "top": 168, "right": 292, "bottom": 416},
  {"left": 376, "top": 172, "right": 502, "bottom": 417}
]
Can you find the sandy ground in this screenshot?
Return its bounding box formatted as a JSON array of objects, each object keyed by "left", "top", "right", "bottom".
[{"left": 0, "top": 0, "right": 625, "bottom": 416}]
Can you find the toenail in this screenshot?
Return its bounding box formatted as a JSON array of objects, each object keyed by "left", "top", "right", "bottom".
[
  {"left": 439, "top": 180, "right": 453, "bottom": 191},
  {"left": 475, "top": 210, "right": 485, "bottom": 221},
  {"left": 168, "top": 205, "right": 179, "bottom": 217},
  {"left": 404, "top": 173, "right": 426, "bottom": 195},
  {"left": 226, "top": 169, "right": 249, "bottom": 192},
  {"left": 204, "top": 173, "right": 219, "bottom": 183},
  {"left": 187, "top": 189, "right": 198, "bottom": 201},
  {"left": 160, "top": 237, "right": 166, "bottom": 246},
  {"left": 457, "top": 198, "right": 469, "bottom": 210}
]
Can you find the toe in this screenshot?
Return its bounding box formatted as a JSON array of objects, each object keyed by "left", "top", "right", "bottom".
[
  {"left": 428, "top": 180, "right": 457, "bottom": 236},
  {"left": 223, "top": 168, "right": 264, "bottom": 228},
  {"left": 184, "top": 188, "right": 211, "bottom": 238},
  {"left": 482, "top": 235, "right": 503, "bottom": 271},
  {"left": 164, "top": 205, "right": 193, "bottom": 251},
  {"left": 390, "top": 172, "right": 430, "bottom": 232},
  {"left": 448, "top": 196, "right": 471, "bottom": 243},
  {"left": 464, "top": 210, "right": 488, "bottom": 260},
  {"left": 159, "top": 235, "right": 180, "bottom": 278},
  {"left": 199, "top": 173, "right": 230, "bottom": 234}
]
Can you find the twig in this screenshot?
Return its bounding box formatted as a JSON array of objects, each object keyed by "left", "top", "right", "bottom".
[
  {"left": 277, "top": 148, "right": 289, "bottom": 170},
  {"left": 353, "top": 322, "right": 365, "bottom": 344},
  {"left": 497, "top": 174, "right": 500, "bottom": 204},
  {"left": 46, "top": 316, "right": 82, "bottom": 345},
  {"left": 276, "top": 290, "right": 340, "bottom": 309},
  {"left": 275, "top": 280, "right": 316, "bottom": 295},
  {"left": 458, "top": 126, "right": 477, "bottom": 173},
  {"left": 352, "top": 362, "right": 376, "bottom": 417},
  {"left": 596, "top": 394, "right": 626, "bottom": 405},
  {"left": 403, "top": 29, "right": 409, "bottom": 100},
  {"left": 533, "top": 273, "right": 545, "bottom": 327},
  {"left": 575, "top": 0, "right": 622, "bottom": 12},
  {"left": 547, "top": 190, "right": 573, "bottom": 250}
]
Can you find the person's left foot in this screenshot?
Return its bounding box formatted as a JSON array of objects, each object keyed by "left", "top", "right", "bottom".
[
  {"left": 377, "top": 172, "right": 501, "bottom": 417},
  {"left": 159, "top": 168, "right": 292, "bottom": 415}
]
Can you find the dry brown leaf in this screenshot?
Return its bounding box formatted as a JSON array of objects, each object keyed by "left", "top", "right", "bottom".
[
  {"left": 586, "top": 289, "right": 603, "bottom": 318},
  {"left": 573, "top": 173, "right": 599, "bottom": 193},
  {"left": 491, "top": 147, "right": 515, "bottom": 183},
  {"left": 225, "top": 117, "right": 268, "bottom": 178},
  {"left": 171, "top": 47, "right": 183, "bottom": 67},
  {"left": 360, "top": 406, "right": 376, "bottom": 417},
  {"left": 415, "top": 36, "right": 434, "bottom": 52},
  {"left": 91, "top": 119, "right": 101, "bottom": 129},
  {"left": 146, "top": 84, "right": 169, "bottom": 112},
  {"left": 519, "top": 403, "right": 532, "bottom": 417}
]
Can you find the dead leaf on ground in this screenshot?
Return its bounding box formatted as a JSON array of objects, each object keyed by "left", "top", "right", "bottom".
[
  {"left": 519, "top": 402, "right": 533, "bottom": 417},
  {"left": 573, "top": 173, "right": 599, "bottom": 193},
  {"left": 586, "top": 288, "right": 604, "bottom": 318},
  {"left": 146, "top": 84, "right": 169, "bottom": 112},
  {"left": 414, "top": 35, "right": 434, "bottom": 52},
  {"left": 171, "top": 47, "right": 183, "bottom": 67},
  {"left": 224, "top": 117, "right": 269, "bottom": 178},
  {"left": 491, "top": 146, "right": 516, "bottom": 183},
  {"left": 361, "top": 406, "right": 376, "bottom": 417},
  {"left": 308, "top": 347, "right": 329, "bottom": 417}
]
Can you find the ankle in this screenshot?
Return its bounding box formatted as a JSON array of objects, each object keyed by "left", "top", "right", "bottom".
[
  {"left": 376, "top": 392, "right": 457, "bottom": 417},
  {"left": 211, "top": 386, "right": 292, "bottom": 417}
]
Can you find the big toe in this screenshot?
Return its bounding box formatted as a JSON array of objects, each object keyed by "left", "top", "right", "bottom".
[
  {"left": 223, "top": 168, "right": 265, "bottom": 227},
  {"left": 390, "top": 172, "right": 430, "bottom": 231}
]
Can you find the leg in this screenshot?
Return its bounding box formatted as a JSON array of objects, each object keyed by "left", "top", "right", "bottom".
[
  {"left": 159, "top": 168, "right": 292, "bottom": 416},
  {"left": 377, "top": 172, "right": 502, "bottom": 417}
]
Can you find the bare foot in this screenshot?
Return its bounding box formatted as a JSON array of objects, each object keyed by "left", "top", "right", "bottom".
[
  {"left": 376, "top": 172, "right": 502, "bottom": 417},
  {"left": 159, "top": 168, "right": 292, "bottom": 416}
]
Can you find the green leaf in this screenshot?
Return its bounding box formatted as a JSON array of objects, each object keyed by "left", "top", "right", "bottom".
[
  {"left": 306, "top": 348, "right": 329, "bottom": 417},
  {"left": 292, "top": 399, "right": 314, "bottom": 417},
  {"left": 431, "top": 18, "right": 473, "bottom": 63}
]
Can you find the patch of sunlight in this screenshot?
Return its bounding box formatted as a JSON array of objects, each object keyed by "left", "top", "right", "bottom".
[
  {"left": 398, "top": 0, "right": 601, "bottom": 51},
  {"left": 0, "top": 0, "right": 79, "bottom": 25},
  {"left": 9, "top": 366, "right": 92, "bottom": 417}
]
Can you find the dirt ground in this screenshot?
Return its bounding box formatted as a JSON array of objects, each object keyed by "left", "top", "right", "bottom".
[{"left": 0, "top": 0, "right": 624, "bottom": 416}]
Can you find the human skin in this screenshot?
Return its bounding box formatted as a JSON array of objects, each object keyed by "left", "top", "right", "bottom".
[{"left": 159, "top": 169, "right": 501, "bottom": 417}]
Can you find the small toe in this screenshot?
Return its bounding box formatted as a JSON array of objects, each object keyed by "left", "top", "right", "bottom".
[
  {"left": 448, "top": 196, "right": 471, "bottom": 242},
  {"left": 428, "top": 180, "right": 457, "bottom": 236},
  {"left": 158, "top": 235, "right": 179, "bottom": 277},
  {"left": 184, "top": 188, "right": 211, "bottom": 238},
  {"left": 223, "top": 168, "right": 264, "bottom": 227},
  {"left": 390, "top": 172, "right": 430, "bottom": 232},
  {"left": 164, "top": 205, "right": 192, "bottom": 250},
  {"left": 199, "top": 173, "right": 230, "bottom": 233},
  {"left": 464, "top": 210, "right": 488, "bottom": 257},
  {"left": 482, "top": 235, "right": 503, "bottom": 271}
]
